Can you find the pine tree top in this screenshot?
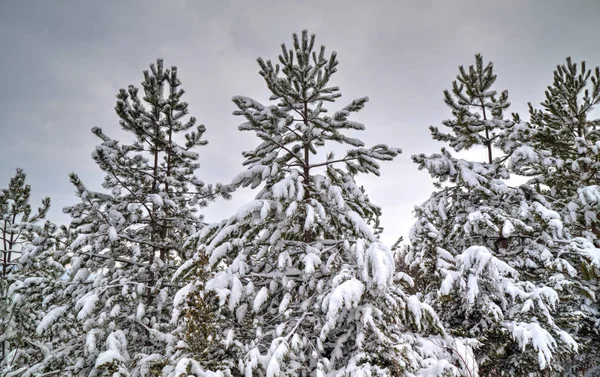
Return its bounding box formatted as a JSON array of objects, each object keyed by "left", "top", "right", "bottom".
[{"left": 429, "top": 54, "right": 512, "bottom": 164}]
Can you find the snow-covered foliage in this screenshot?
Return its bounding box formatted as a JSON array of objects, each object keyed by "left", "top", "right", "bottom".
[
  {"left": 500, "top": 58, "right": 600, "bottom": 375},
  {"left": 175, "top": 30, "right": 464, "bottom": 377},
  {"left": 404, "top": 55, "right": 592, "bottom": 375},
  {"left": 0, "top": 169, "right": 65, "bottom": 376},
  {"left": 24, "top": 60, "right": 229, "bottom": 377},
  {"left": 4, "top": 34, "right": 600, "bottom": 377}
]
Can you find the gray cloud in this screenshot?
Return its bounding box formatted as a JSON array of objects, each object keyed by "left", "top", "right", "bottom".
[{"left": 1, "top": 0, "right": 600, "bottom": 244}]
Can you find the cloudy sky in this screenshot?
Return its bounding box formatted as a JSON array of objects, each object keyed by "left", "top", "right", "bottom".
[{"left": 1, "top": 0, "right": 599, "bottom": 244}]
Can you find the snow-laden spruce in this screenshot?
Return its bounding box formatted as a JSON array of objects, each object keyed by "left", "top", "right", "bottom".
[
  {"left": 28, "top": 60, "right": 229, "bottom": 377},
  {"left": 175, "top": 30, "right": 464, "bottom": 377},
  {"left": 500, "top": 58, "right": 600, "bottom": 376},
  {"left": 403, "top": 55, "right": 591, "bottom": 376}
]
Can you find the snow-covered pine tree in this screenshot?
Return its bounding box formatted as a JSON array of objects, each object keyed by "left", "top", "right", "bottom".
[
  {"left": 404, "top": 55, "right": 584, "bottom": 375},
  {"left": 0, "top": 169, "right": 50, "bottom": 278},
  {"left": 502, "top": 57, "right": 600, "bottom": 376},
  {"left": 2, "top": 222, "right": 69, "bottom": 377},
  {"left": 174, "top": 30, "right": 463, "bottom": 377},
  {"left": 29, "top": 59, "right": 228, "bottom": 377},
  {"left": 0, "top": 168, "right": 65, "bottom": 376}
]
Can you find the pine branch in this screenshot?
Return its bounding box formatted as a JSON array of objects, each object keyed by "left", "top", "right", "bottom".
[{"left": 78, "top": 250, "right": 176, "bottom": 270}]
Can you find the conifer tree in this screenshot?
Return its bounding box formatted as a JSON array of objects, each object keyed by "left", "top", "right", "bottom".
[
  {"left": 0, "top": 169, "right": 50, "bottom": 278},
  {"left": 404, "top": 55, "right": 585, "bottom": 375},
  {"left": 0, "top": 168, "right": 64, "bottom": 376},
  {"left": 29, "top": 59, "right": 228, "bottom": 377},
  {"left": 502, "top": 58, "right": 600, "bottom": 376},
  {"left": 175, "top": 30, "right": 464, "bottom": 377}
]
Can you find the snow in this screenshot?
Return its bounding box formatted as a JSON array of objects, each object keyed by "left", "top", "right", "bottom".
[
  {"left": 304, "top": 204, "right": 315, "bottom": 230},
  {"left": 229, "top": 276, "right": 243, "bottom": 310},
  {"left": 502, "top": 219, "right": 515, "bottom": 238},
  {"left": 279, "top": 293, "right": 291, "bottom": 314},
  {"left": 327, "top": 278, "right": 365, "bottom": 318},
  {"left": 266, "top": 342, "right": 288, "bottom": 377},
  {"left": 407, "top": 295, "right": 424, "bottom": 327},
  {"left": 236, "top": 200, "right": 264, "bottom": 221},
  {"left": 253, "top": 287, "right": 269, "bottom": 312},
  {"left": 346, "top": 211, "right": 373, "bottom": 238},
  {"left": 37, "top": 306, "right": 67, "bottom": 335},
  {"left": 94, "top": 349, "right": 125, "bottom": 368},
  {"left": 94, "top": 330, "right": 129, "bottom": 370},
  {"left": 136, "top": 302, "right": 146, "bottom": 320},
  {"left": 505, "top": 322, "right": 557, "bottom": 370},
  {"left": 328, "top": 186, "right": 345, "bottom": 208},
  {"left": 260, "top": 201, "right": 270, "bottom": 220},
  {"left": 76, "top": 293, "right": 99, "bottom": 320},
  {"left": 209, "top": 242, "right": 232, "bottom": 267},
  {"left": 364, "top": 242, "right": 394, "bottom": 288},
  {"left": 285, "top": 201, "right": 298, "bottom": 218},
  {"left": 272, "top": 178, "right": 291, "bottom": 199},
  {"left": 172, "top": 256, "right": 196, "bottom": 282},
  {"left": 458, "top": 246, "right": 517, "bottom": 278},
  {"left": 85, "top": 330, "right": 98, "bottom": 356},
  {"left": 579, "top": 185, "right": 600, "bottom": 205},
  {"left": 303, "top": 252, "right": 321, "bottom": 275},
  {"left": 108, "top": 226, "right": 118, "bottom": 241},
  {"left": 224, "top": 329, "right": 234, "bottom": 349}
]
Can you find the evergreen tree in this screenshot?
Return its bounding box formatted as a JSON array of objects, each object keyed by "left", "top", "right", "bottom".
[
  {"left": 175, "top": 30, "right": 464, "bottom": 377},
  {"left": 0, "top": 169, "right": 50, "bottom": 278},
  {"left": 29, "top": 59, "right": 228, "bottom": 377},
  {"left": 404, "top": 55, "right": 584, "bottom": 375},
  {"left": 0, "top": 168, "right": 64, "bottom": 376},
  {"left": 502, "top": 58, "right": 600, "bottom": 376}
]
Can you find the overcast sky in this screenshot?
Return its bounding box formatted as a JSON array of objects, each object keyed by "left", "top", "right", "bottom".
[{"left": 1, "top": 0, "right": 600, "bottom": 244}]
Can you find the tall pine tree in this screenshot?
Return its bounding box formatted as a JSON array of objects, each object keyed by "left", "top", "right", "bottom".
[
  {"left": 0, "top": 169, "right": 50, "bottom": 278},
  {"left": 503, "top": 57, "right": 600, "bottom": 376},
  {"left": 173, "top": 30, "right": 464, "bottom": 377},
  {"left": 29, "top": 59, "right": 229, "bottom": 377},
  {"left": 405, "top": 55, "right": 585, "bottom": 376},
  {"left": 0, "top": 169, "right": 64, "bottom": 376}
]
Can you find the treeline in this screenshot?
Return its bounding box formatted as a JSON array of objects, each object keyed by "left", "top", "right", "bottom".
[{"left": 1, "top": 31, "right": 599, "bottom": 377}]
